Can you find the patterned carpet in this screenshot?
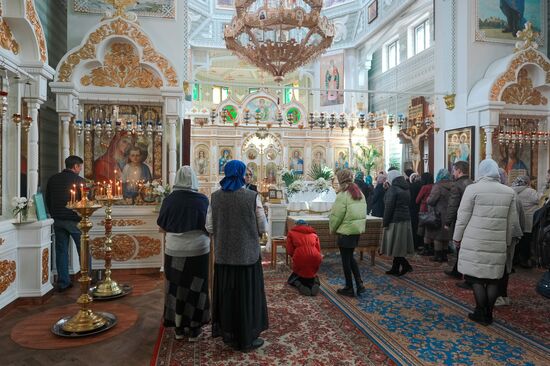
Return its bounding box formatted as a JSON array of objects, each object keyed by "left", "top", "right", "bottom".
[
  {"left": 320, "top": 254, "right": 550, "bottom": 366},
  {"left": 151, "top": 262, "right": 395, "bottom": 365}
]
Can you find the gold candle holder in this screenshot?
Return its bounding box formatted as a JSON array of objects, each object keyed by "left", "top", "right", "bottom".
[
  {"left": 59, "top": 199, "right": 108, "bottom": 333},
  {"left": 93, "top": 195, "right": 125, "bottom": 298}
]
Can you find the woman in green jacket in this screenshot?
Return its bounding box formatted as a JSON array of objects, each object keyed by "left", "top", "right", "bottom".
[{"left": 329, "top": 169, "right": 367, "bottom": 297}]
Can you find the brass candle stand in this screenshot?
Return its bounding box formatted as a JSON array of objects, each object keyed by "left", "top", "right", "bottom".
[
  {"left": 93, "top": 195, "right": 132, "bottom": 299},
  {"left": 53, "top": 198, "right": 118, "bottom": 336}
]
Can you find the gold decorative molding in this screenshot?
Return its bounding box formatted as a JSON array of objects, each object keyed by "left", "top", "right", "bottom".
[
  {"left": 104, "top": 0, "right": 137, "bottom": 19},
  {"left": 0, "top": 260, "right": 16, "bottom": 295},
  {"left": 92, "top": 234, "right": 136, "bottom": 261},
  {"left": 501, "top": 68, "right": 548, "bottom": 105},
  {"left": 134, "top": 236, "right": 161, "bottom": 259},
  {"left": 0, "top": 16, "right": 20, "bottom": 55},
  {"left": 25, "top": 0, "right": 47, "bottom": 63},
  {"left": 515, "top": 22, "right": 539, "bottom": 53},
  {"left": 490, "top": 49, "right": 550, "bottom": 101},
  {"left": 81, "top": 43, "right": 163, "bottom": 88},
  {"left": 98, "top": 218, "right": 146, "bottom": 227},
  {"left": 57, "top": 18, "right": 178, "bottom": 87},
  {"left": 41, "top": 248, "right": 49, "bottom": 284}
]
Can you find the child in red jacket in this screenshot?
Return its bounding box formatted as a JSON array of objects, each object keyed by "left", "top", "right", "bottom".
[{"left": 286, "top": 220, "right": 323, "bottom": 296}]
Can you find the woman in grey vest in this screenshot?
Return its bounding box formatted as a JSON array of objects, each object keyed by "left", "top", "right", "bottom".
[{"left": 206, "top": 160, "right": 269, "bottom": 352}]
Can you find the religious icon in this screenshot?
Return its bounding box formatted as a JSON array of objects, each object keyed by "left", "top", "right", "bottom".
[
  {"left": 445, "top": 127, "right": 475, "bottom": 178},
  {"left": 289, "top": 149, "right": 304, "bottom": 175},
  {"left": 247, "top": 149, "right": 258, "bottom": 160},
  {"left": 320, "top": 53, "right": 344, "bottom": 106},
  {"left": 218, "top": 147, "right": 233, "bottom": 174},
  {"left": 335, "top": 149, "right": 349, "bottom": 170},
  {"left": 312, "top": 147, "right": 327, "bottom": 167},
  {"left": 266, "top": 148, "right": 277, "bottom": 161},
  {"left": 194, "top": 146, "right": 209, "bottom": 176},
  {"left": 266, "top": 162, "right": 278, "bottom": 184},
  {"left": 122, "top": 144, "right": 152, "bottom": 199}
]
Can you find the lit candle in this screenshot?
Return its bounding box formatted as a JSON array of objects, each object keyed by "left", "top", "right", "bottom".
[
  {"left": 80, "top": 184, "right": 84, "bottom": 201},
  {"left": 70, "top": 189, "right": 75, "bottom": 204}
]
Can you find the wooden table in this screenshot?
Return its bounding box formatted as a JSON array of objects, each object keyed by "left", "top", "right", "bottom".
[{"left": 286, "top": 215, "right": 384, "bottom": 266}]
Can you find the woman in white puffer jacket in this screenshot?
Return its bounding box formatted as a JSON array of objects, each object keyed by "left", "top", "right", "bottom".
[{"left": 453, "top": 159, "right": 521, "bottom": 326}]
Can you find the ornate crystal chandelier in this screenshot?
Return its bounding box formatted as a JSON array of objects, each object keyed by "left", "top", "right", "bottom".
[{"left": 224, "top": 0, "right": 335, "bottom": 82}]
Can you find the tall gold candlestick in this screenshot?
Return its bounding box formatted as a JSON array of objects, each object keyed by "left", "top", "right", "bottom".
[
  {"left": 58, "top": 199, "right": 109, "bottom": 333},
  {"left": 93, "top": 195, "right": 125, "bottom": 298}
]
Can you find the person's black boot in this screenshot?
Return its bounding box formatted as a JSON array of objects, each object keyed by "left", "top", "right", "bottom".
[
  {"left": 398, "top": 260, "right": 413, "bottom": 276},
  {"left": 385, "top": 258, "right": 400, "bottom": 275},
  {"left": 468, "top": 307, "right": 490, "bottom": 326},
  {"left": 485, "top": 307, "right": 494, "bottom": 325},
  {"left": 430, "top": 251, "right": 442, "bottom": 262},
  {"left": 420, "top": 244, "right": 433, "bottom": 256},
  {"left": 356, "top": 281, "right": 367, "bottom": 295},
  {"left": 337, "top": 287, "right": 355, "bottom": 297}
]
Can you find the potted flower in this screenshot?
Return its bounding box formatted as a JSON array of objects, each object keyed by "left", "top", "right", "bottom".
[{"left": 12, "top": 196, "right": 33, "bottom": 223}]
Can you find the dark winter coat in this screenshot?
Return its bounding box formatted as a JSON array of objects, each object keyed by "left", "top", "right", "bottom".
[
  {"left": 445, "top": 175, "right": 473, "bottom": 227},
  {"left": 383, "top": 176, "right": 411, "bottom": 228},
  {"left": 425, "top": 180, "right": 453, "bottom": 241},
  {"left": 409, "top": 180, "right": 422, "bottom": 217},
  {"left": 286, "top": 225, "right": 323, "bottom": 279},
  {"left": 45, "top": 169, "right": 86, "bottom": 222},
  {"left": 370, "top": 184, "right": 386, "bottom": 217}
]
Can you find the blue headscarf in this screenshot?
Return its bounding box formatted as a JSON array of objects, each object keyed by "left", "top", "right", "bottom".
[
  {"left": 365, "top": 175, "right": 373, "bottom": 185},
  {"left": 220, "top": 160, "right": 246, "bottom": 192},
  {"left": 295, "top": 219, "right": 308, "bottom": 226},
  {"left": 435, "top": 168, "right": 451, "bottom": 183}
]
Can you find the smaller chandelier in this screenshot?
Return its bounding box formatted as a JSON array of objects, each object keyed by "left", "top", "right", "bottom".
[{"left": 224, "top": 0, "right": 335, "bottom": 82}]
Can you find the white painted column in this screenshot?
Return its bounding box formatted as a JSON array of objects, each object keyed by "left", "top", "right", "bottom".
[
  {"left": 27, "top": 100, "right": 41, "bottom": 198},
  {"left": 484, "top": 127, "right": 494, "bottom": 159},
  {"left": 60, "top": 114, "right": 72, "bottom": 161},
  {"left": 168, "top": 118, "right": 177, "bottom": 185}
]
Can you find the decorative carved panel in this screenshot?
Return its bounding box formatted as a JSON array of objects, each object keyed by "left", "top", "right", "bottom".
[
  {"left": 25, "top": 0, "right": 47, "bottom": 62},
  {"left": 501, "top": 68, "right": 548, "bottom": 105},
  {"left": 41, "top": 248, "right": 49, "bottom": 284},
  {"left": 57, "top": 18, "right": 178, "bottom": 86},
  {"left": 134, "top": 236, "right": 161, "bottom": 259},
  {"left": 81, "top": 43, "right": 163, "bottom": 88},
  {"left": 490, "top": 49, "right": 550, "bottom": 101},
  {"left": 0, "top": 260, "right": 16, "bottom": 295},
  {"left": 91, "top": 234, "right": 136, "bottom": 261},
  {"left": 98, "top": 219, "right": 146, "bottom": 226}
]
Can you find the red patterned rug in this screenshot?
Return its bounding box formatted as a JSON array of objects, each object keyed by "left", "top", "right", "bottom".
[
  {"left": 150, "top": 264, "right": 395, "bottom": 366},
  {"left": 377, "top": 254, "right": 550, "bottom": 349}
]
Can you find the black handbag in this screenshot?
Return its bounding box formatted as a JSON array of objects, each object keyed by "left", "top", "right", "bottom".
[{"left": 418, "top": 206, "right": 441, "bottom": 229}]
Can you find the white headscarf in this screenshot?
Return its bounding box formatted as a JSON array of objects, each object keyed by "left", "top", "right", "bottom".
[
  {"left": 478, "top": 159, "right": 500, "bottom": 180},
  {"left": 387, "top": 170, "right": 402, "bottom": 184},
  {"left": 173, "top": 165, "right": 199, "bottom": 191}
]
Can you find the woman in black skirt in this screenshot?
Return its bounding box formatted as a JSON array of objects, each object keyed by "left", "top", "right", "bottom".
[
  {"left": 206, "top": 160, "right": 269, "bottom": 352},
  {"left": 157, "top": 166, "right": 210, "bottom": 341}
]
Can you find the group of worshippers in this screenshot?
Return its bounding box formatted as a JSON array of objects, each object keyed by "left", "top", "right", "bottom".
[{"left": 156, "top": 156, "right": 529, "bottom": 351}]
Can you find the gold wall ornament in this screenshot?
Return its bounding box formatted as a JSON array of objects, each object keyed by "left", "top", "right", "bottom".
[
  {"left": 0, "top": 17, "right": 20, "bottom": 55},
  {"left": 0, "top": 260, "right": 16, "bottom": 295},
  {"left": 224, "top": 0, "right": 334, "bottom": 82},
  {"left": 42, "top": 248, "right": 49, "bottom": 284},
  {"left": 91, "top": 234, "right": 136, "bottom": 261},
  {"left": 80, "top": 43, "right": 163, "bottom": 88},
  {"left": 25, "top": 0, "right": 47, "bottom": 62},
  {"left": 98, "top": 218, "right": 146, "bottom": 226},
  {"left": 490, "top": 48, "right": 550, "bottom": 101},
  {"left": 443, "top": 94, "right": 456, "bottom": 111},
  {"left": 514, "top": 22, "right": 539, "bottom": 53},
  {"left": 501, "top": 68, "right": 548, "bottom": 105},
  {"left": 134, "top": 235, "right": 161, "bottom": 259},
  {"left": 104, "top": 0, "right": 137, "bottom": 19},
  {"left": 57, "top": 18, "right": 178, "bottom": 87}
]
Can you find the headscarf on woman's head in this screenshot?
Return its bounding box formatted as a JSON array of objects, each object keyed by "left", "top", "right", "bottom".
[
  {"left": 365, "top": 175, "right": 373, "bottom": 185},
  {"left": 220, "top": 160, "right": 247, "bottom": 192},
  {"left": 173, "top": 165, "right": 199, "bottom": 191},
  {"left": 512, "top": 175, "right": 530, "bottom": 187},
  {"left": 376, "top": 173, "right": 387, "bottom": 185},
  {"left": 355, "top": 171, "right": 365, "bottom": 181},
  {"left": 498, "top": 168, "right": 508, "bottom": 185},
  {"left": 409, "top": 172, "right": 420, "bottom": 183},
  {"left": 387, "top": 170, "right": 402, "bottom": 184},
  {"left": 478, "top": 159, "right": 500, "bottom": 180},
  {"left": 435, "top": 168, "right": 451, "bottom": 183},
  {"left": 336, "top": 169, "right": 363, "bottom": 200}
]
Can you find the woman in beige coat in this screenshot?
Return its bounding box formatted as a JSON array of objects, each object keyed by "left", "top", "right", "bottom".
[{"left": 453, "top": 159, "right": 521, "bottom": 326}]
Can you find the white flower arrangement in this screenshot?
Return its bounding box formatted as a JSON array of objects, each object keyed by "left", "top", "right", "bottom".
[
  {"left": 313, "top": 178, "right": 331, "bottom": 193},
  {"left": 11, "top": 196, "right": 33, "bottom": 217},
  {"left": 287, "top": 180, "right": 305, "bottom": 196},
  {"left": 150, "top": 180, "right": 171, "bottom": 199}
]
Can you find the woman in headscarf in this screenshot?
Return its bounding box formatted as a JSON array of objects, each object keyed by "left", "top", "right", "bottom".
[
  {"left": 511, "top": 175, "right": 540, "bottom": 268},
  {"left": 454, "top": 159, "right": 520, "bottom": 325},
  {"left": 329, "top": 169, "right": 367, "bottom": 297},
  {"left": 370, "top": 173, "right": 387, "bottom": 217},
  {"left": 424, "top": 169, "right": 453, "bottom": 262},
  {"left": 382, "top": 170, "right": 415, "bottom": 275},
  {"left": 416, "top": 172, "right": 434, "bottom": 255},
  {"left": 365, "top": 175, "right": 375, "bottom": 213},
  {"left": 157, "top": 166, "right": 210, "bottom": 341},
  {"left": 206, "top": 160, "right": 268, "bottom": 352},
  {"left": 408, "top": 172, "right": 422, "bottom": 250}
]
